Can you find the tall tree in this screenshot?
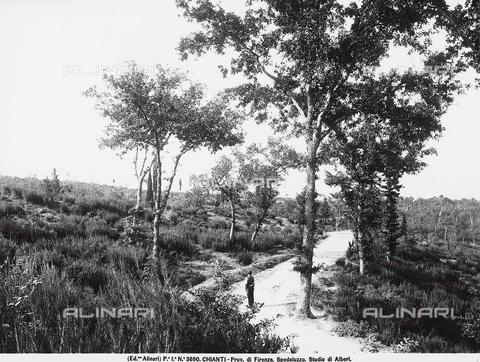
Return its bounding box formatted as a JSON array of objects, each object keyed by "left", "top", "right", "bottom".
[
  {"left": 325, "top": 86, "right": 456, "bottom": 271},
  {"left": 85, "top": 64, "right": 243, "bottom": 260},
  {"left": 378, "top": 128, "right": 440, "bottom": 261},
  {"left": 325, "top": 121, "right": 384, "bottom": 275},
  {"left": 177, "top": 0, "right": 458, "bottom": 316},
  {"left": 434, "top": 0, "right": 480, "bottom": 82}
]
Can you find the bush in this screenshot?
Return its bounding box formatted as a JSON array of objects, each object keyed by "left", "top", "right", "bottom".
[
  {"left": 392, "top": 337, "right": 420, "bottom": 353},
  {"left": 210, "top": 219, "right": 230, "bottom": 230},
  {"left": 50, "top": 215, "right": 86, "bottom": 238},
  {"left": 31, "top": 249, "right": 67, "bottom": 272},
  {"left": 323, "top": 242, "right": 478, "bottom": 352},
  {"left": 0, "top": 263, "right": 181, "bottom": 353},
  {"left": 0, "top": 219, "right": 50, "bottom": 243},
  {"left": 161, "top": 229, "right": 197, "bottom": 257},
  {"left": 25, "top": 192, "right": 45, "bottom": 206},
  {"left": 66, "top": 260, "right": 109, "bottom": 293},
  {"left": 84, "top": 218, "right": 119, "bottom": 239},
  {"left": 0, "top": 237, "right": 16, "bottom": 264},
  {"left": 74, "top": 198, "right": 132, "bottom": 217},
  {"left": 237, "top": 251, "right": 254, "bottom": 265},
  {"left": 12, "top": 187, "right": 23, "bottom": 199},
  {"left": 3, "top": 186, "right": 11, "bottom": 196},
  {"left": 179, "top": 290, "right": 288, "bottom": 352},
  {"left": 462, "top": 298, "right": 480, "bottom": 344},
  {"left": 253, "top": 231, "right": 301, "bottom": 251},
  {"left": 106, "top": 245, "right": 147, "bottom": 278},
  {"left": 333, "top": 320, "right": 374, "bottom": 338},
  {"left": 0, "top": 201, "right": 24, "bottom": 217}
]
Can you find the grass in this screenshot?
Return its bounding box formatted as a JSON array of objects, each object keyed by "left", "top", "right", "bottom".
[
  {"left": 0, "top": 176, "right": 295, "bottom": 352},
  {"left": 319, "top": 239, "right": 480, "bottom": 352},
  {"left": 237, "top": 251, "right": 254, "bottom": 265}
]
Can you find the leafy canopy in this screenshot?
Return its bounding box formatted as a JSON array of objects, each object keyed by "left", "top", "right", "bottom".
[{"left": 85, "top": 63, "right": 244, "bottom": 155}]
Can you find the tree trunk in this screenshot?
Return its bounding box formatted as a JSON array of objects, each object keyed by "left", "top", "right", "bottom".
[
  {"left": 250, "top": 227, "right": 259, "bottom": 247},
  {"left": 145, "top": 169, "right": 153, "bottom": 208},
  {"left": 152, "top": 151, "right": 184, "bottom": 261},
  {"left": 151, "top": 164, "right": 158, "bottom": 209},
  {"left": 152, "top": 157, "right": 162, "bottom": 260},
  {"left": 295, "top": 156, "right": 316, "bottom": 318},
  {"left": 251, "top": 210, "right": 267, "bottom": 248},
  {"left": 229, "top": 199, "right": 236, "bottom": 242},
  {"left": 132, "top": 173, "right": 147, "bottom": 228},
  {"left": 359, "top": 237, "right": 365, "bottom": 275}
]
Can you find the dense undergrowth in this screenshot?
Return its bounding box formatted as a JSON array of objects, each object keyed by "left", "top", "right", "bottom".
[
  {"left": 0, "top": 176, "right": 294, "bottom": 352},
  {"left": 317, "top": 237, "right": 480, "bottom": 352}
]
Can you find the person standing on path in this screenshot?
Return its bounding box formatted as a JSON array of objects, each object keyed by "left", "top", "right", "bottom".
[{"left": 245, "top": 270, "right": 255, "bottom": 307}]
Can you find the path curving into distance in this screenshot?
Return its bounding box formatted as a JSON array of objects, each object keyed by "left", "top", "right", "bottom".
[{"left": 230, "top": 230, "right": 364, "bottom": 354}]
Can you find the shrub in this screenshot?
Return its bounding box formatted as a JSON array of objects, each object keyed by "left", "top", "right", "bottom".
[
  {"left": 62, "top": 195, "right": 76, "bottom": 205},
  {"left": 50, "top": 215, "right": 86, "bottom": 238},
  {"left": 59, "top": 203, "right": 70, "bottom": 214},
  {"left": 98, "top": 210, "right": 122, "bottom": 225},
  {"left": 0, "top": 237, "right": 16, "bottom": 264},
  {"left": 0, "top": 219, "right": 50, "bottom": 243},
  {"left": 0, "top": 201, "right": 24, "bottom": 217},
  {"left": 74, "top": 198, "right": 132, "bottom": 217},
  {"left": 66, "top": 260, "right": 109, "bottom": 293},
  {"left": 3, "top": 186, "right": 11, "bottom": 196},
  {"left": 25, "top": 192, "right": 45, "bottom": 206},
  {"left": 43, "top": 168, "right": 72, "bottom": 202},
  {"left": 333, "top": 320, "right": 374, "bottom": 338},
  {"left": 161, "top": 229, "right": 197, "bottom": 257},
  {"left": 31, "top": 249, "right": 67, "bottom": 272},
  {"left": 462, "top": 298, "right": 480, "bottom": 344},
  {"left": 210, "top": 219, "right": 230, "bottom": 230},
  {"left": 182, "top": 207, "right": 198, "bottom": 216},
  {"left": 83, "top": 218, "right": 118, "bottom": 239},
  {"left": 323, "top": 242, "right": 479, "bottom": 352},
  {"left": 253, "top": 231, "right": 301, "bottom": 251},
  {"left": 106, "top": 245, "right": 147, "bottom": 278},
  {"left": 392, "top": 337, "right": 420, "bottom": 353},
  {"left": 12, "top": 187, "right": 23, "bottom": 199},
  {"left": 179, "top": 290, "right": 288, "bottom": 352},
  {"left": 237, "top": 251, "right": 254, "bottom": 266}
]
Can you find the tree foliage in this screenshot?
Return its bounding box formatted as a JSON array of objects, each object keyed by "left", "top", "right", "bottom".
[
  {"left": 85, "top": 63, "right": 244, "bottom": 259},
  {"left": 176, "top": 0, "right": 464, "bottom": 315}
]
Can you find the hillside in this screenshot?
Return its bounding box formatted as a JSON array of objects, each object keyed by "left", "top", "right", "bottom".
[
  {"left": 314, "top": 233, "right": 480, "bottom": 352},
  {"left": 0, "top": 174, "right": 303, "bottom": 352}
]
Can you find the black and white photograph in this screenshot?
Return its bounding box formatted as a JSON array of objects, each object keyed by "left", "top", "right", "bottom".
[{"left": 0, "top": 0, "right": 479, "bottom": 359}]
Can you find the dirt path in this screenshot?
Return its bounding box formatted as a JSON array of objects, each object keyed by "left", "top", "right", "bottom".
[{"left": 229, "top": 230, "right": 364, "bottom": 354}]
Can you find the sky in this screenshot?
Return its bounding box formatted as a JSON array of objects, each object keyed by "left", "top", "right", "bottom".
[{"left": 0, "top": 0, "right": 479, "bottom": 199}]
